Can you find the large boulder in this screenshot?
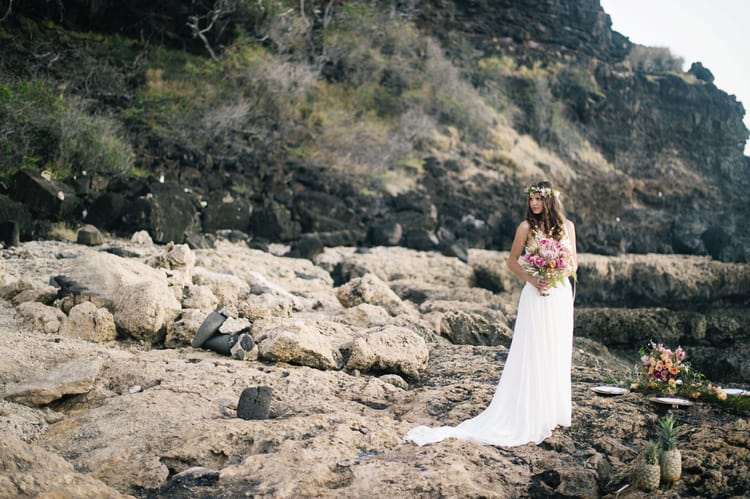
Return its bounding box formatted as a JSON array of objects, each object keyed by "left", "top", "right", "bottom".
[
  {"left": 0, "top": 433, "right": 128, "bottom": 498},
  {"left": 1, "top": 277, "right": 58, "bottom": 306},
  {"left": 576, "top": 253, "right": 750, "bottom": 308},
  {"left": 181, "top": 285, "right": 219, "bottom": 312},
  {"left": 254, "top": 318, "right": 345, "bottom": 370},
  {"left": 59, "top": 301, "right": 117, "bottom": 343},
  {"left": 334, "top": 246, "right": 474, "bottom": 287},
  {"left": 237, "top": 294, "right": 295, "bottom": 321},
  {"left": 336, "top": 273, "right": 413, "bottom": 317},
  {"left": 9, "top": 169, "right": 77, "bottom": 221},
  {"left": 166, "top": 308, "right": 206, "bottom": 348},
  {"left": 346, "top": 325, "right": 429, "bottom": 379},
  {"left": 201, "top": 193, "right": 252, "bottom": 234},
  {"left": 250, "top": 200, "right": 301, "bottom": 242},
  {"left": 191, "top": 267, "right": 247, "bottom": 306},
  {"left": 120, "top": 186, "right": 200, "bottom": 244},
  {"left": 4, "top": 358, "right": 104, "bottom": 406},
  {"left": 113, "top": 282, "right": 181, "bottom": 343},
  {"left": 59, "top": 250, "right": 182, "bottom": 342},
  {"left": 439, "top": 309, "right": 512, "bottom": 347},
  {"left": 85, "top": 192, "right": 127, "bottom": 231},
  {"left": 15, "top": 302, "right": 67, "bottom": 335},
  {"left": 0, "top": 194, "right": 35, "bottom": 241},
  {"left": 145, "top": 242, "right": 196, "bottom": 289}
]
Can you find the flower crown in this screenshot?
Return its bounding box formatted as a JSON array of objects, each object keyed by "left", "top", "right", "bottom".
[{"left": 525, "top": 185, "right": 560, "bottom": 199}]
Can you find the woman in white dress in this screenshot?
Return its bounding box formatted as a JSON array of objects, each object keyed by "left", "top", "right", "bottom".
[{"left": 404, "top": 180, "right": 577, "bottom": 447}]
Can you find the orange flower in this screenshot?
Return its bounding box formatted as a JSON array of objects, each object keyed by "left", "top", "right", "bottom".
[
  {"left": 549, "top": 260, "right": 557, "bottom": 268},
  {"left": 669, "top": 366, "right": 679, "bottom": 375}
]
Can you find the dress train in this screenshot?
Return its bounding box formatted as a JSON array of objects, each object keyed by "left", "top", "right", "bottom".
[{"left": 404, "top": 279, "right": 574, "bottom": 447}]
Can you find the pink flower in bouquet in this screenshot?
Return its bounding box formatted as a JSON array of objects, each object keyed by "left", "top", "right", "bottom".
[
  {"left": 636, "top": 341, "right": 688, "bottom": 393},
  {"left": 520, "top": 233, "right": 574, "bottom": 289}
]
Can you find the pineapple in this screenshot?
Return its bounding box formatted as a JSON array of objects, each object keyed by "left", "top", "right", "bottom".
[
  {"left": 657, "top": 414, "right": 683, "bottom": 483},
  {"left": 633, "top": 440, "right": 661, "bottom": 492}
]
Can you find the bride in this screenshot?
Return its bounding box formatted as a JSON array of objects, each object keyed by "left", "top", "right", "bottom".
[{"left": 404, "top": 180, "right": 577, "bottom": 447}]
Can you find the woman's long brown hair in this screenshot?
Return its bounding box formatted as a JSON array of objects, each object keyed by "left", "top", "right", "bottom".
[{"left": 524, "top": 180, "right": 566, "bottom": 241}]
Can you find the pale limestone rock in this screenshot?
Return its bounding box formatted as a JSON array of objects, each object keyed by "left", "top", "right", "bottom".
[
  {"left": 379, "top": 373, "right": 408, "bottom": 389},
  {"left": 146, "top": 242, "right": 196, "bottom": 288},
  {"left": 76, "top": 224, "right": 104, "bottom": 246},
  {"left": 336, "top": 273, "right": 413, "bottom": 316},
  {"left": 4, "top": 358, "right": 104, "bottom": 406},
  {"left": 237, "top": 293, "right": 294, "bottom": 321},
  {"left": 181, "top": 284, "right": 218, "bottom": 311},
  {"left": 0, "top": 261, "right": 13, "bottom": 286},
  {"left": 59, "top": 301, "right": 117, "bottom": 343},
  {"left": 166, "top": 308, "right": 205, "bottom": 347},
  {"left": 439, "top": 309, "right": 512, "bottom": 347},
  {"left": 0, "top": 433, "right": 128, "bottom": 498},
  {"left": 59, "top": 249, "right": 176, "bottom": 313},
  {"left": 254, "top": 319, "right": 344, "bottom": 370},
  {"left": 218, "top": 317, "right": 251, "bottom": 334},
  {"left": 191, "top": 266, "right": 246, "bottom": 306},
  {"left": 113, "top": 281, "right": 181, "bottom": 343},
  {"left": 346, "top": 325, "right": 429, "bottom": 379},
  {"left": 338, "top": 303, "right": 391, "bottom": 328},
  {"left": 131, "top": 230, "right": 153, "bottom": 245},
  {"left": 467, "top": 248, "right": 517, "bottom": 293},
  {"left": 1, "top": 238, "right": 748, "bottom": 498},
  {"left": 15, "top": 302, "right": 66, "bottom": 335},
  {"left": 194, "top": 240, "right": 341, "bottom": 312},
  {"left": 219, "top": 302, "right": 240, "bottom": 318},
  {"left": 1, "top": 277, "right": 58, "bottom": 306},
  {"left": 334, "top": 245, "right": 474, "bottom": 287}
]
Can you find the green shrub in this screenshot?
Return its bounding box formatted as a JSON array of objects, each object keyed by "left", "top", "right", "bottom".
[
  {"left": 0, "top": 79, "right": 134, "bottom": 182},
  {"left": 627, "top": 45, "right": 684, "bottom": 73}
]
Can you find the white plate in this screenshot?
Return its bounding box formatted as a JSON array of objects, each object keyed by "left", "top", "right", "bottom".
[
  {"left": 723, "top": 388, "right": 748, "bottom": 397},
  {"left": 591, "top": 386, "right": 629, "bottom": 396},
  {"left": 649, "top": 396, "right": 694, "bottom": 407}
]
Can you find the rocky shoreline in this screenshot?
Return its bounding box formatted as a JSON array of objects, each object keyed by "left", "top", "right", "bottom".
[{"left": 1, "top": 235, "right": 748, "bottom": 497}]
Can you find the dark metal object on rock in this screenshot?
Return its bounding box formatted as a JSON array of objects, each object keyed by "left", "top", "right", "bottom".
[
  {"left": 191, "top": 310, "right": 227, "bottom": 348},
  {"left": 237, "top": 386, "right": 273, "bottom": 420}
]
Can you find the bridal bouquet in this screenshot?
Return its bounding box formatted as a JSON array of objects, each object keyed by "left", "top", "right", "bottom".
[{"left": 520, "top": 234, "right": 574, "bottom": 291}]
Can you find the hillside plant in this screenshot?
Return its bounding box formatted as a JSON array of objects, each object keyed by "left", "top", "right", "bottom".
[
  {"left": 627, "top": 45, "right": 684, "bottom": 73},
  {"left": 0, "top": 79, "right": 134, "bottom": 183}
]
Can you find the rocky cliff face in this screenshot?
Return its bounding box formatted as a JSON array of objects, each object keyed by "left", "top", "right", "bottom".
[{"left": 3, "top": 0, "right": 747, "bottom": 263}]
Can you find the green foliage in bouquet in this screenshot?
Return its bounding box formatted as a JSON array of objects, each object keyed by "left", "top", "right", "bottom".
[{"left": 628, "top": 341, "right": 749, "bottom": 414}]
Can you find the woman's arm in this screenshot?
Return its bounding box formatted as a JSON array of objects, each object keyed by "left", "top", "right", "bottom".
[
  {"left": 566, "top": 219, "right": 578, "bottom": 274},
  {"left": 507, "top": 221, "right": 549, "bottom": 294}
]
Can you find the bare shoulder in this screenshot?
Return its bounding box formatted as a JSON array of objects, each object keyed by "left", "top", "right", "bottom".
[
  {"left": 565, "top": 219, "right": 575, "bottom": 231},
  {"left": 518, "top": 220, "right": 531, "bottom": 231}
]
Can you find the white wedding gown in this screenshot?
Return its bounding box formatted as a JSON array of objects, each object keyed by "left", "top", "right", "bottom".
[{"left": 404, "top": 277, "right": 574, "bottom": 447}]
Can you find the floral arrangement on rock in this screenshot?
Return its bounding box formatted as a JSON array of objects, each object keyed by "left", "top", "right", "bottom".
[{"left": 630, "top": 341, "right": 726, "bottom": 401}]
